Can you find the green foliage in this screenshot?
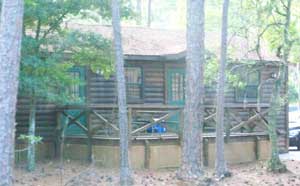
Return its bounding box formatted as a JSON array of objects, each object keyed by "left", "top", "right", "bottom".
[
  {"left": 19, "top": 0, "right": 133, "bottom": 104},
  {"left": 288, "top": 80, "right": 299, "bottom": 103},
  {"left": 18, "top": 134, "right": 43, "bottom": 145},
  {"left": 204, "top": 51, "right": 251, "bottom": 90}
]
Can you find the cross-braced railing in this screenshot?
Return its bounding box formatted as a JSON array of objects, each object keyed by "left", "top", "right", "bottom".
[{"left": 56, "top": 103, "right": 274, "bottom": 141}]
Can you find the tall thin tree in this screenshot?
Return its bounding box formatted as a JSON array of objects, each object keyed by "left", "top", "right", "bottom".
[
  {"left": 0, "top": 0, "right": 24, "bottom": 185},
  {"left": 136, "top": 0, "right": 142, "bottom": 25},
  {"left": 215, "top": 0, "right": 230, "bottom": 179},
  {"left": 178, "top": 0, "right": 205, "bottom": 181},
  {"left": 267, "top": 0, "right": 291, "bottom": 172},
  {"left": 111, "top": 0, "right": 133, "bottom": 185},
  {"left": 147, "top": 0, "right": 152, "bottom": 27}
]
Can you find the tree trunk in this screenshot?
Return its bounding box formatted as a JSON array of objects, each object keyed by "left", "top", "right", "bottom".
[
  {"left": 27, "top": 98, "right": 36, "bottom": 172},
  {"left": 136, "top": 0, "right": 142, "bottom": 25},
  {"left": 178, "top": 0, "right": 205, "bottom": 181},
  {"left": 267, "top": 0, "right": 292, "bottom": 173},
  {"left": 147, "top": 0, "right": 152, "bottom": 27},
  {"left": 111, "top": 0, "right": 133, "bottom": 185},
  {"left": 215, "top": 0, "right": 230, "bottom": 179},
  {"left": 297, "top": 63, "right": 300, "bottom": 112},
  {"left": 0, "top": 0, "right": 24, "bottom": 185}
]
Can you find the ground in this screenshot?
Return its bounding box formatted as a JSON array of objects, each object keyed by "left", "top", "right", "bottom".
[{"left": 14, "top": 152, "right": 300, "bottom": 186}]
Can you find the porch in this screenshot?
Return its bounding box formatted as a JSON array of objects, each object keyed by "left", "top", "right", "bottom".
[{"left": 53, "top": 103, "right": 272, "bottom": 168}]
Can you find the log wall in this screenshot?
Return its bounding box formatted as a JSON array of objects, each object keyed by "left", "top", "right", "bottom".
[{"left": 15, "top": 60, "right": 288, "bottom": 152}]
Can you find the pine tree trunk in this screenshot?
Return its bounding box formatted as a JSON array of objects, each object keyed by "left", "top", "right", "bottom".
[
  {"left": 111, "top": 0, "right": 133, "bottom": 185},
  {"left": 0, "top": 0, "right": 24, "bottom": 185},
  {"left": 178, "top": 0, "right": 205, "bottom": 181},
  {"left": 215, "top": 0, "right": 229, "bottom": 179},
  {"left": 27, "top": 98, "right": 36, "bottom": 172},
  {"left": 147, "top": 0, "right": 152, "bottom": 27}
]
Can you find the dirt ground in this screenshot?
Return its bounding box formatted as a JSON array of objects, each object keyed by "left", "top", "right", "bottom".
[{"left": 14, "top": 159, "right": 300, "bottom": 186}]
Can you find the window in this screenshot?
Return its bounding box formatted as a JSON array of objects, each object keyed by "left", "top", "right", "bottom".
[
  {"left": 69, "top": 71, "right": 81, "bottom": 98},
  {"left": 68, "top": 67, "right": 85, "bottom": 103},
  {"left": 168, "top": 69, "right": 185, "bottom": 104},
  {"left": 235, "top": 70, "right": 260, "bottom": 102},
  {"left": 125, "top": 67, "right": 143, "bottom": 101}
]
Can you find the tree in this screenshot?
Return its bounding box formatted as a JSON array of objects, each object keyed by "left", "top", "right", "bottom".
[
  {"left": 228, "top": 0, "right": 300, "bottom": 172},
  {"left": 136, "top": 0, "right": 142, "bottom": 25},
  {"left": 111, "top": 0, "right": 133, "bottom": 185},
  {"left": 0, "top": 0, "right": 24, "bottom": 185},
  {"left": 178, "top": 0, "right": 205, "bottom": 181},
  {"left": 215, "top": 0, "right": 229, "bottom": 179},
  {"left": 265, "top": 0, "right": 291, "bottom": 172},
  {"left": 20, "top": 0, "right": 133, "bottom": 171},
  {"left": 147, "top": 0, "right": 152, "bottom": 27}
]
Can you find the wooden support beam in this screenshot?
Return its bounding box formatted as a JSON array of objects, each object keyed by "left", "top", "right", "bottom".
[
  {"left": 144, "top": 140, "right": 150, "bottom": 169},
  {"left": 230, "top": 109, "right": 269, "bottom": 132},
  {"left": 254, "top": 136, "right": 259, "bottom": 160},
  {"left": 86, "top": 110, "right": 93, "bottom": 163},
  {"left": 179, "top": 110, "right": 184, "bottom": 142},
  {"left": 66, "top": 111, "right": 86, "bottom": 127},
  {"left": 131, "top": 110, "right": 179, "bottom": 135},
  {"left": 204, "top": 112, "right": 216, "bottom": 121},
  {"left": 55, "top": 111, "right": 62, "bottom": 159},
  {"left": 62, "top": 112, "right": 88, "bottom": 133},
  {"left": 128, "top": 107, "right": 132, "bottom": 146},
  {"left": 203, "top": 138, "right": 209, "bottom": 166},
  {"left": 92, "top": 110, "right": 119, "bottom": 131}
]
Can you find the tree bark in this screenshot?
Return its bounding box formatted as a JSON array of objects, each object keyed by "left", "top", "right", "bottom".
[
  {"left": 147, "top": 0, "right": 152, "bottom": 27},
  {"left": 267, "top": 0, "right": 292, "bottom": 173},
  {"left": 0, "top": 0, "right": 24, "bottom": 185},
  {"left": 215, "top": 0, "right": 230, "bottom": 179},
  {"left": 136, "top": 0, "right": 142, "bottom": 25},
  {"left": 111, "top": 0, "right": 133, "bottom": 185},
  {"left": 27, "top": 98, "right": 36, "bottom": 171},
  {"left": 178, "top": 0, "right": 205, "bottom": 181}
]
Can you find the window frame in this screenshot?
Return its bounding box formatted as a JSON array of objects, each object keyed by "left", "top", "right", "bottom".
[
  {"left": 124, "top": 66, "right": 144, "bottom": 103},
  {"left": 235, "top": 70, "right": 260, "bottom": 103},
  {"left": 67, "top": 66, "right": 86, "bottom": 104}
]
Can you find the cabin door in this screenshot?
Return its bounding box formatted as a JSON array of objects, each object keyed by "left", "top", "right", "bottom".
[
  {"left": 64, "top": 67, "right": 87, "bottom": 136},
  {"left": 166, "top": 68, "right": 185, "bottom": 132}
]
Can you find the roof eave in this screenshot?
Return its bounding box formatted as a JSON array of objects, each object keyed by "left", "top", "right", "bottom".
[{"left": 124, "top": 51, "right": 186, "bottom": 62}]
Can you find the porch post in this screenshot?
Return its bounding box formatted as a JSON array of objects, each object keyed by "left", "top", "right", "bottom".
[{"left": 86, "top": 109, "right": 93, "bottom": 163}]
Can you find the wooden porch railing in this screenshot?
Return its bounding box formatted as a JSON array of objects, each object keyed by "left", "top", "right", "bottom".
[
  {"left": 55, "top": 103, "right": 272, "bottom": 140},
  {"left": 54, "top": 103, "right": 273, "bottom": 160}
]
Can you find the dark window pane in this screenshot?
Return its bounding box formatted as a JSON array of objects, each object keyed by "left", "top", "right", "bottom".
[
  {"left": 125, "top": 67, "right": 142, "bottom": 101},
  {"left": 171, "top": 72, "right": 185, "bottom": 102},
  {"left": 235, "top": 69, "right": 259, "bottom": 102},
  {"left": 247, "top": 71, "right": 259, "bottom": 85},
  {"left": 69, "top": 71, "right": 81, "bottom": 98}
]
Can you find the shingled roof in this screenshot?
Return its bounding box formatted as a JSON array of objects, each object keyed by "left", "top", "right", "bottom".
[{"left": 68, "top": 23, "right": 279, "bottom": 61}]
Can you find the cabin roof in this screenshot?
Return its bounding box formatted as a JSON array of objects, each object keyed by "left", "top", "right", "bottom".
[{"left": 68, "top": 23, "right": 279, "bottom": 62}]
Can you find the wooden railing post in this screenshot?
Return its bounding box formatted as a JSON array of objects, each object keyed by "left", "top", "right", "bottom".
[
  {"left": 86, "top": 109, "right": 93, "bottom": 163},
  {"left": 203, "top": 138, "right": 209, "bottom": 166},
  {"left": 179, "top": 109, "right": 184, "bottom": 142},
  {"left": 128, "top": 107, "right": 132, "bottom": 144},
  {"left": 55, "top": 111, "right": 61, "bottom": 159}
]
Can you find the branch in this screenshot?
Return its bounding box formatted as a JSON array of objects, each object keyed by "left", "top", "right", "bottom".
[
  {"left": 279, "top": 0, "right": 288, "bottom": 10},
  {"left": 35, "top": 18, "right": 41, "bottom": 41},
  {"left": 42, "top": 11, "right": 69, "bottom": 39},
  {"left": 274, "top": 6, "right": 286, "bottom": 17}
]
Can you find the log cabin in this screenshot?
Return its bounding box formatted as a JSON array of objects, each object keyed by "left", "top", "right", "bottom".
[{"left": 15, "top": 23, "right": 288, "bottom": 168}]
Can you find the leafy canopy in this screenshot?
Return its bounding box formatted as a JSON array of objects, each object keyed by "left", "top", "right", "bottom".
[{"left": 20, "top": 0, "right": 133, "bottom": 104}]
